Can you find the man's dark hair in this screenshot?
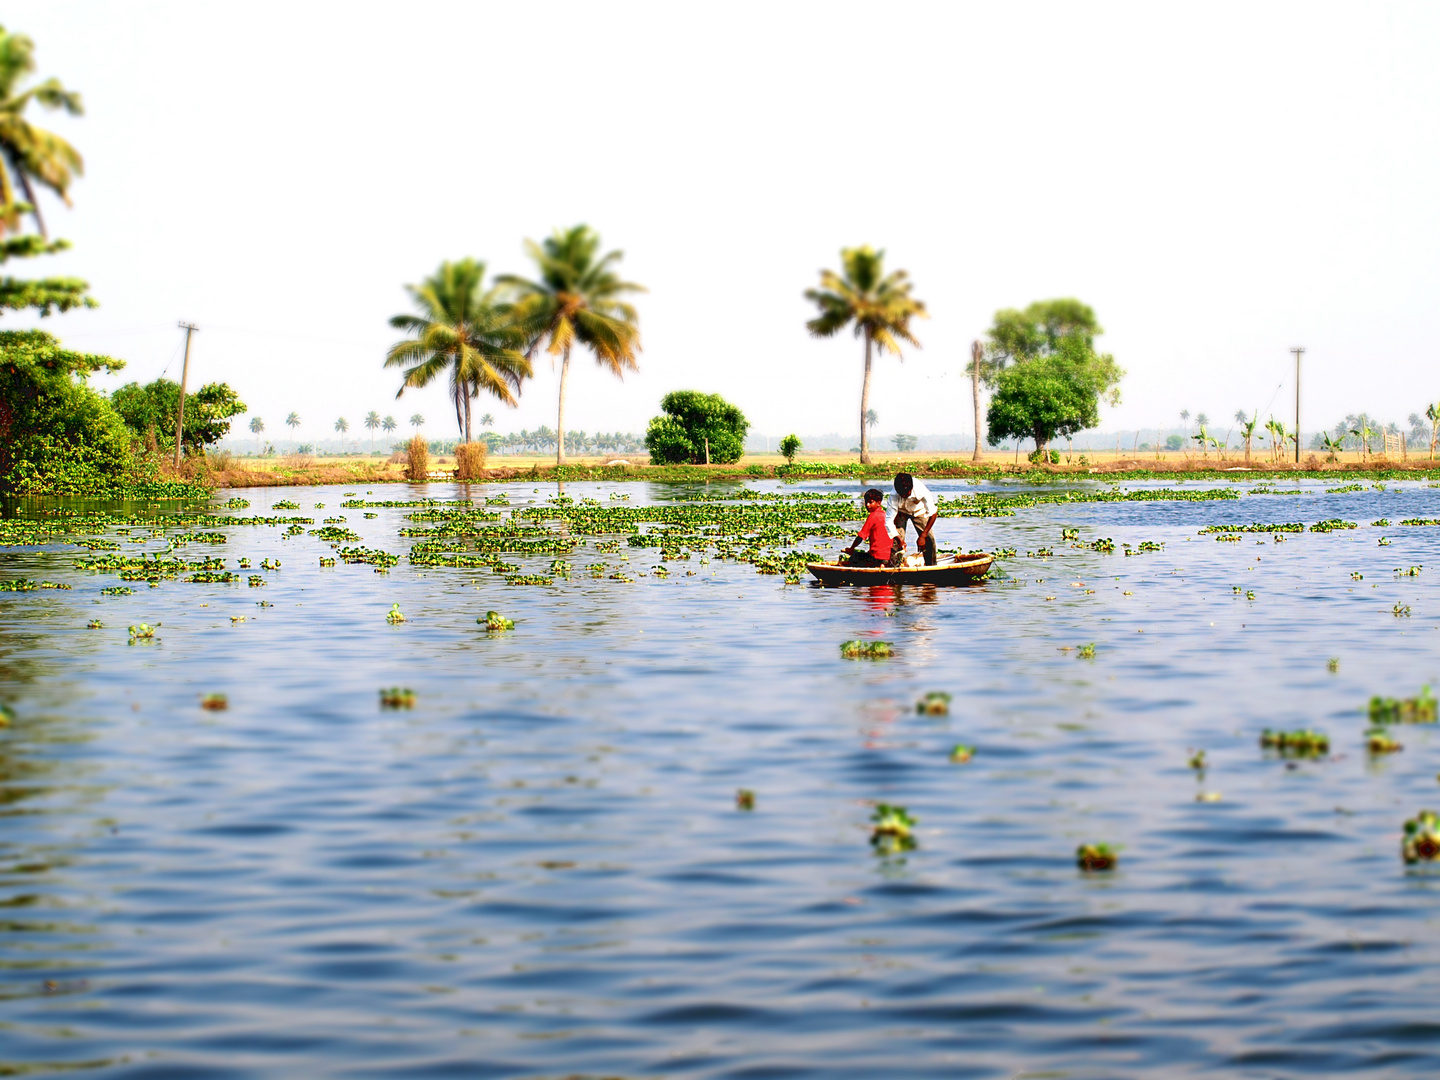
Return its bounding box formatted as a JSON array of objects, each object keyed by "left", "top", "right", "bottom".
[
  {"left": 863, "top": 487, "right": 884, "bottom": 505},
  {"left": 893, "top": 472, "right": 914, "bottom": 495}
]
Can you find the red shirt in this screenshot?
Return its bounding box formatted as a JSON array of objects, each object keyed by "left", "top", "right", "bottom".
[{"left": 857, "top": 506, "right": 893, "bottom": 561}]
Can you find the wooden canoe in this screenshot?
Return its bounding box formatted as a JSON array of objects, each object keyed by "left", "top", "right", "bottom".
[{"left": 806, "top": 553, "right": 995, "bottom": 586}]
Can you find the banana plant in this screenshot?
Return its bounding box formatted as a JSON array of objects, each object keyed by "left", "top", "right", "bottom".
[
  {"left": 1192, "top": 423, "right": 1211, "bottom": 459},
  {"left": 1427, "top": 402, "right": 1440, "bottom": 461},
  {"left": 1320, "top": 431, "right": 1344, "bottom": 462},
  {"left": 1239, "top": 414, "right": 1258, "bottom": 463},
  {"left": 1350, "top": 418, "right": 1376, "bottom": 462}
]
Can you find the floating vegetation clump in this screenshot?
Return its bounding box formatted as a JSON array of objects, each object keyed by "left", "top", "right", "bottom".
[
  {"left": 318, "top": 557, "right": 336, "bottom": 567},
  {"left": 336, "top": 546, "right": 400, "bottom": 568},
  {"left": 1400, "top": 518, "right": 1440, "bottom": 526},
  {"left": 1260, "top": 728, "right": 1329, "bottom": 756},
  {"left": 1215, "top": 534, "right": 1242, "bottom": 543},
  {"left": 0, "top": 579, "right": 71, "bottom": 591},
  {"left": 1310, "top": 519, "right": 1358, "bottom": 533},
  {"left": 549, "top": 560, "right": 573, "bottom": 577},
  {"left": 870, "top": 804, "right": 916, "bottom": 851},
  {"left": 916, "top": 691, "right": 951, "bottom": 715},
  {"left": 1369, "top": 686, "right": 1437, "bottom": 724},
  {"left": 1373, "top": 518, "right": 1391, "bottom": 527},
  {"left": 1188, "top": 749, "right": 1206, "bottom": 770},
  {"left": 950, "top": 744, "right": 974, "bottom": 763},
  {"left": 1199, "top": 522, "right": 1303, "bottom": 535},
  {"left": 385, "top": 604, "right": 405, "bottom": 624},
  {"left": 247, "top": 575, "right": 266, "bottom": 588},
  {"left": 1327, "top": 483, "right": 1365, "bottom": 494},
  {"left": 736, "top": 789, "right": 755, "bottom": 811},
  {"left": 506, "top": 574, "right": 554, "bottom": 586},
  {"left": 186, "top": 571, "right": 240, "bottom": 584},
  {"left": 1393, "top": 603, "right": 1412, "bottom": 617},
  {"left": 86, "top": 619, "right": 103, "bottom": 629},
  {"left": 480, "top": 611, "right": 515, "bottom": 631},
  {"left": 1365, "top": 729, "right": 1403, "bottom": 754},
  {"left": 1379, "top": 537, "right": 1392, "bottom": 546},
  {"left": 101, "top": 586, "right": 134, "bottom": 596},
  {"left": 1088, "top": 537, "right": 1115, "bottom": 553},
  {"left": 1076, "top": 643, "right": 1096, "bottom": 659},
  {"left": 1076, "top": 843, "right": 1117, "bottom": 871},
  {"left": 379, "top": 687, "right": 415, "bottom": 709},
  {"left": 128, "top": 623, "right": 157, "bottom": 640},
  {"left": 1061, "top": 527, "right": 1079, "bottom": 541},
  {"left": 840, "top": 640, "right": 893, "bottom": 659},
  {"left": 1328, "top": 658, "right": 1340, "bottom": 673},
  {"left": 309, "top": 525, "right": 362, "bottom": 543},
  {"left": 1351, "top": 572, "right": 1364, "bottom": 581},
  {"left": 201, "top": 693, "right": 228, "bottom": 711},
  {"left": 222, "top": 498, "right": 250, "bottom": 509},
  {"left": 273, "top": 500, "right": 300, "bottom": 509},
  {"left": 1395, "top": 565, "right": 1422, "bottom": 577},
  {"left": 1124, "top": 540, "right": 1164, "bottom": 555},
  {"left": 1402, "top": 811, "right": 1440, "bottom": 863}
]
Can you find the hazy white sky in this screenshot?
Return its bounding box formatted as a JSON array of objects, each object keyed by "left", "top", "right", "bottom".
[{"left": 9, "top": 1, "right": 1440, "bottom": 444}]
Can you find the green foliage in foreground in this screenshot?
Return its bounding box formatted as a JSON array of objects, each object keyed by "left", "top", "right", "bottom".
[{"left": 645, "top": 390, "right": 749, "bottom": 465}]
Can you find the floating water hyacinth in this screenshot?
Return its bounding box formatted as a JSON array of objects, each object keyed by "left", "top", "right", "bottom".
[
  {"left": 0, "top": 703, "right": 13, "bottom": 726},
  {"left": 319, "top": 557, "right": 336, "bottom": 567},
  {"left": 385, "top": 604, "right": 405, "bottom": 624},
  {"left": 735, "top": 789, "right": 755, "bottom": 811},
  {"left": 840, "top": 640, "right": 893, "bottom": 659},
  {"left": 1328, "top": 658, "right": 1340, "bottom": 673},
  {"left": 86, "top": 619, "right": 103, "bottom": 629},
  {"left": 1061, "top": 528, "right": 1079, "bottom": 541},
  {"left": 1246, "top": 590, "right": 1256, "bottom": 600},
  {"left": 273, "top": 500, "right": 300, "bottom": 510},
  {"left": 1396, "top": 565, "right": 1422, "bottom": 577},
  {"left": 870, "top": 804, "right": 916, "bottom": 851},
  {"left": 1402, "top": 810, "right": 1440, "bottom": 864},
  {"left": 1188, "top": 749, "right": 1206, "bottom": 770},
  {"left": 1076, "top": 843, "right": 1118, "bottom": 871},
  {"left": 1089, "top": 537, "right": 1115, "bottom": 553},
  {"left": 200, "top": 693, "right": 228, "bottom": 711},
  {"left": 230, "top": 615, "right": 245, "bottom": 624},
  {"left": 1365, "top": 728, "right": 1402, "bottom": 754},
  {"left": 1378, "top": 537, "right": 1392, "bottom": 546},
  {"left": 1351, "top": 572, "right": 1364, "bottom": 581},
  {"left": 950, "top": 744, "right": 974, "bottom": 763},
  {"left": 379, "top": 687, "right": 415, "bottom": 709},
  {"left": 238, "top": 558, "right": 252, "bottom": 569},
  {"left": 1077, "top": 643, "right": 1096, "bottom": 659},
  {"left": 128, "top": 623, "right": 157, "bottom": 640},
  {"left": 1393, "top": 603, "right": 1411, "bottom": 617},
  {"left": 1260, "top": 728, "right": 1329, "bottom": 755},
  {"left": 481, "top": 611, "right": 514, "bottom": 631},
  {"left": 247, "top": 575, "right": 266, "bottom": 588},
  {"left": 916, "top": 692, "right": 951, "bottom": 716},
  {"left": 260, "top": 559, "right": 281, "bottom": 570},
  {"left": 1369, "top": 686, "right": 1437, "bottom": 724}
]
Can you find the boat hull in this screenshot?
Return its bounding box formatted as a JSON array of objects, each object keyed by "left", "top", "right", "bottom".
[{"left": 806, "top": 554, "right": 995, "bottom": 587}]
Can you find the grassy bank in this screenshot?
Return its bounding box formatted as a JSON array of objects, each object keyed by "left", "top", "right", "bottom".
[{"left": 203, "top": 450, "right": 1440, "bottom": 488}]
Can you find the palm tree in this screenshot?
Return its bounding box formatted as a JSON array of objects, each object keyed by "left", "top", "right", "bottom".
[
  {"left": 0, "top": 27, "right": 83, "bottom": 238},
  {"left": 386, "top": 259, "right": 532, "bottom": 443},
  {"left": 501, "top": 225, "right": 643, "bottom": 466},
  {"left": 249, "top": 416, "right": 264, "bottom": 455},
  {"left": 480, "top": 412, "right": 495, "bottom": 428},
  {"left": 1196, "top": 412, "right": 1209, "bottom": 429},
  {"left": 334, "top": 416, "right": 349, "bottom": 452},
  {"left": 1428, "top": 402, "right": 1440, "bottom": 460},
  {"left": 285, "top": 411, "right": 300, "bottom": 451},
  {"left": 409, "top": 413, "right": 424, "bottom": 432},
  {"left": 363, "top": 410, "right": 381, "bottom": 453},
  {"left": 382, "top": 414, "right": 397, "bottom": 451},
  {"left": 805, "top": 246, "right": 927, "bottom": 464},
  {"left": 1239, "top": 413, "right": 1258, "bottom": 464}
]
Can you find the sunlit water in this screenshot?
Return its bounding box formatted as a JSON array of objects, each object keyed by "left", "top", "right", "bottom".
[{"left": 2, "top": 478, "right": 1439, "bottom": 1078}]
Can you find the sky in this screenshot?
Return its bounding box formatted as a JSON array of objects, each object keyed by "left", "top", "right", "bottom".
[{"left": 7, "top": 1, "right": 1440, "bottom": 447}]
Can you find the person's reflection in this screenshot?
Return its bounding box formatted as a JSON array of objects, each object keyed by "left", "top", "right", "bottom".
[{"left": 861, "top": 584, "right": 897, "bottom": 611}]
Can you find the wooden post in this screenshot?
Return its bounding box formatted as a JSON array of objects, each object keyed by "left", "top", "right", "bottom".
[
  {"left": 704, "top": 437, "right": 710, "bottom": 464},
  {"left": 1291, "top": 346, "right": 1304, "bottom": 464},
  {"left": 175, "top": 322, "right": 199, "bottom": 467}
]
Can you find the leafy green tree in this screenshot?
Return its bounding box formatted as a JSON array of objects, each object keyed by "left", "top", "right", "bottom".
[
  {"left": 645, "top": 391, "right": 748, "bottom": 464},
  {"left": 0, "top": 27, "right": 82, "bottom": 237},
  {"left": 985, "top": 334, "right": 1123, "bottom": 459},
  {"left": 779, "top": 433, "right": 801, "bottom": 464},
  {"left": 0, "top": 329, "right": 135, "bottom": 494},
  {"left": 111, "top": 378, "right": 246, "bottom": 455},
  {"left": 503, "top": 225, "right": 643, "bottom": 466},
  {"left": 892, "top": 433, "right": 918, "bottom": 452},
  {"left": 386, "top": 258, "right": 531, "bottom": 443},
  {"left": 805, "top": 246, "right": 925, "bottom": 464}
]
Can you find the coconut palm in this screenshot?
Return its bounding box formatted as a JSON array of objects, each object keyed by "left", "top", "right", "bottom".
[
  {"left": 334, "top": 416, "right": 349, "bottom": 452},
  {"left": 386, "top": 258, "right": 532, "bottom": 443},
  {"left": 480, "top": 412, "right": 495, "bottom": 428},
  {"left": 0, "top": 27, "right": 83, "bottom": 237},
  {"left": 501, "top": 225, "right": 644, "bottom": 466},
  {"left": 285, "top": 411, "right": 300, "bottom": 451},
  {"left": 363, "top": 410, "right": 381, "bottom": 453},
  {"left": 805, "top": 246, "right": 927, "bottom": 464},
  {"left": 409, "top": 413, "right": 424, "bottom": 431},
  {"left": 249, "top": 416, "right": 264, "bottom": 455},
  {"left": 382, "top": 415, "right": 397, "bottom": 451}
]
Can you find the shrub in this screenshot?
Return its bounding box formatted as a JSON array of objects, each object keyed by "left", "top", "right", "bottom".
[
  {"left": 645, "top": 390, "right": 749, "bottom": 464},
  {"left": 407, "top": 434, "right": 430, "bottom": 480},
  {"left": 779, "top": 433, "right": 801, "bottom": 464},
  {"left": 455, "top": 441, "right": 487, "bottom": 480},
  {"left": 1027, "top": 449, "right": 1061, "bottom": 464}
]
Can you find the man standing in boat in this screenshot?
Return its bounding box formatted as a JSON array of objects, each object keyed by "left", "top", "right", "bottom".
[{"left": 892, "top": 472, "right": 939, "bottom": 565}]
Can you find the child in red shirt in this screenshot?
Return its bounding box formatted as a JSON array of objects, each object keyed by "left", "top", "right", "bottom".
[{"left": 842, "top": 488, "right": 895, "bottom": 566}]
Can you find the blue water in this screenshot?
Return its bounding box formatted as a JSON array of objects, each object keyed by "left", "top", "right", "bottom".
[{"left": 2, "top": 478, "right": 1439, "bottom": 1078}]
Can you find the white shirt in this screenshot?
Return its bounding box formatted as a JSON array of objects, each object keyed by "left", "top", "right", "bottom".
[{"left": 890, "top": 479, "right": 938, "bottom": 530}]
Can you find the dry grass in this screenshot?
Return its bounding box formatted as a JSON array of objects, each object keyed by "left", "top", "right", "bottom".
[
  {"left": 406, "top": 435, "right": 430, "bottom": 481},
  {"left": 454, "top": 442, "right": 487, "bottom": 480}
]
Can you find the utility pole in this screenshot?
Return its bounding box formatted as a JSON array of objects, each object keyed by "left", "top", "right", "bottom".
[
  {"left": 1290, "top": 346, "right": 1304, "bottom": 464},
  {"left": 174, "top": 322, "right": 200, "bottom": 468}
]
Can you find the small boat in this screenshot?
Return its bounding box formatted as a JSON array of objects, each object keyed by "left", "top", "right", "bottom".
[{"left": 806, "top": 552, "right": 995, "bottom": 587}]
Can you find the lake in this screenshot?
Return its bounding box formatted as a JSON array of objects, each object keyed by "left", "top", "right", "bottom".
[{"left": 2, "top": 477, "right": 1439, "bottom": 1078}]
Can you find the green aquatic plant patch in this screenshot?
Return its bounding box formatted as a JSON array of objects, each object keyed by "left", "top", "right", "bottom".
[
  {"left": 1260, "top": 728, "right": 1330, "bottom": 755},
  {"left": 1403, "top": 811, "right": 1440, "bottom": 863},
  {"left": 1369, "top": 686, "right": 1437, "bottom": 725}
]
